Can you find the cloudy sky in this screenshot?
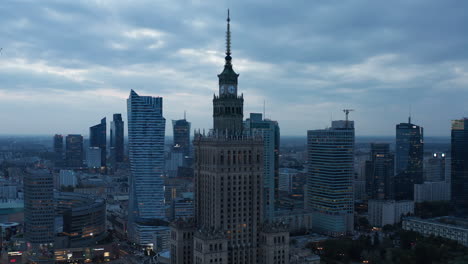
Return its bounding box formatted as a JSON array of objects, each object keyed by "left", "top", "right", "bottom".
[{"left": 1, "top": 0, "right": 467, "bottom": 137}]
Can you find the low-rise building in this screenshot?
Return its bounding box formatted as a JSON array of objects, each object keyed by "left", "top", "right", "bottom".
[
  {"left": 403, "top": 216, "right": 468, "bottom": 246},
  {"left": 368, "top": 200, "right": 414, "bottom": 227},
  {"left": 414, "top": 181, "right": 450, "bottom": 202},
  {"left": 274, "top": 209, "right": 313, "bottom": 233}
]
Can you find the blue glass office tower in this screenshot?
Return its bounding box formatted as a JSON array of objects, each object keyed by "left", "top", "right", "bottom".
[
  {"left": 395, "top": 118, "right": 423, "bottom": 200},
  {"left": 306, "top": 120, "right": 354, "bottom": 236},
  {"left": 245, "top": 113, "right": 280, "bottom": 222},
  {"left": 451, "top": 118, "right": 468, "bottom": 212},
  {"left": 89, "top": 117, "right": 107, "bottom": 167},
  {"left": 127, "top": 90, "right": 166, "bottom": 243}
]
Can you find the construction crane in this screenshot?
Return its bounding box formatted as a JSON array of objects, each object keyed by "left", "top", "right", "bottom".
[{"left": 343, "top": 109, "right": 354, "bottom": 128}]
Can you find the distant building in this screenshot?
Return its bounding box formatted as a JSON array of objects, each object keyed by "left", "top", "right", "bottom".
[
  {"left": 171, "top": 196, "right": 194, "bottom": 220},
  {"left": 354, "top": 180, "right": 366, "bottom": 200},
  {"left": 274, "top": 209, "right": 313, "bottom": 233},
  {"left": 451, "top": 118, "right": 468, "bottom": 211},
  {"left": 89, "top": 117, "right": 107, "bottom": 167},
  {"left": 55, "top": 192, "right": 106, "bottom": 248},
  {"left": 414, "top": 181, "right": 450, "bottom": 202},
  {"left": 395, "top": 117, "right": 424, "bottom": 200},
  {"left": 425, "top": 152, "right": 446, "bottom": 182},
  {"left": 172, "top": 117, "right": 191, "bottom": 160},
  {"left": 24, "top": 169, "right": 55, "bottom": 264},
  {"left": 306, "top": 120, "right": 355, "bottom": 236},
  {"left": 245, "top": 113, "right": 280, "bottom": 221},
  {"left": 86, "top": 147, "right": 102, "bottom": 168},
  {"left": 365, "top": 143, "right": 394, "bottom": 200},
  {"left": 165, "top": 151, "right": 184, "bottom": 178},
  {"left": 65, "top": 134, "right": 84, "bottom": 168},
  {"left": 53, "top": 134, "right": 64, "bottom": 164},
  {"left": 279, "top": 168, "right": 296, "bottom": 193},
  {"left": 127, "top": 90, "right": 166, "bottom": 245},
  {"left": 368, "top": 199, "right": 414, "bottom": 227},
  {"left": 58, "top": 170, "right": 77, "bottom": 188},
  {"left": 403, "top": 216, "right": 468, "bottom": 246},
  {"left": 110, "top": 113, "right": 125, "bottom": 163}
]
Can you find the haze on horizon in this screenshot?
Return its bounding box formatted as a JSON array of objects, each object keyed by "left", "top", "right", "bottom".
[{"left": 1, "top": 1, "right": 467, "bottom": 137}]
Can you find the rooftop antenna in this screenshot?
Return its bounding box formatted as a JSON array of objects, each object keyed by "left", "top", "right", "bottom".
[
  {"left": 184, "top": 110, "right": 186, "bottom": 120},
  {"left": 408, "top": 105, "right": 412, "bottom": 124},
  {"left": 263, "top": 99, "right": 266, "bottom": 119},
  {"left": 343, "top": 109, "right": 354, "bottom": 128}
]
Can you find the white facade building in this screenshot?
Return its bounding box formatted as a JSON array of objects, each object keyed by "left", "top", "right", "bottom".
[{"left": 368, "top": 200, "right": 414, "bottom": 227}]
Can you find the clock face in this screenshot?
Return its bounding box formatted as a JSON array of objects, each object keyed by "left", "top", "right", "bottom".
[
  {"left": 228, "top": 85, "right": 235, "bottom": 94},
  {"left": 220, "top": 85, "right": 226, "bottom": 94}
]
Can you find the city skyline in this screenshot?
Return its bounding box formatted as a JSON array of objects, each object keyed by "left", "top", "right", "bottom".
[{"left": 1, "top": 1, "right": 468, "bottom": 136}]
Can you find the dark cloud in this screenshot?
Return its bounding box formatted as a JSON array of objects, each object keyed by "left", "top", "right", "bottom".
[{"left": 0, "top": 0, "right": 467, "bottom": 136}]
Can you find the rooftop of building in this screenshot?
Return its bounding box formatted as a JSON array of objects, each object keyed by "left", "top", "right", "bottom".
[{"left": 404, "top": 216, "right": 468, "bottom": 230}]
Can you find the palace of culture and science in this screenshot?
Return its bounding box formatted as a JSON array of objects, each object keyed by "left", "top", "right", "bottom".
[{"left": 169, "top": 11, "right": 290, "bottom": 264}]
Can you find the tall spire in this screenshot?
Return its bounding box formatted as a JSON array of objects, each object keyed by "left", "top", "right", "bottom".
[{"left": 225, "top": 9, "right": 232, "bottom": 64}]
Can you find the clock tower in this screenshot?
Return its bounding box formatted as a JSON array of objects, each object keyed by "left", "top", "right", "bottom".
[{"left": 213, "top": 10, "right": 244, "bottom": 135}]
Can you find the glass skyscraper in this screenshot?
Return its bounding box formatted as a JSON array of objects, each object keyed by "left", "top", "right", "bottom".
[
  {"left": 451, "top": 118, "right": 468, "bottom": 212},
  {"left": 127, "top": 90, "right": 166, "bottom": 243},
  {"left": 306, "top": 120, "right": 354, "bottom": 236},
  {"left": 395, "top": 118, "right": 424, "bottom": 200},
  {"left": 110, "top": 113, "right": 125, "bottom": 163},
  {"left": 245, "top": 113, "right": 280, "bottom": 222},
  {"left": 89, "top": 117, "right": 107, "bottom": 167},
  {"left": 65, "top": 134, "right": 84, "bottom": 168},
  {"left": 365, "top": 143, "right": 395, "bottom": 200},
  {"left": 172, "top": 117, "right": 191, "bottom": 164}
]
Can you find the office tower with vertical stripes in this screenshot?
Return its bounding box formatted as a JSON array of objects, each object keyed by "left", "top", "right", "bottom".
[
  {"left": 306, "top": 120, "right": 355, "bottom": 236},
  {"left": 127, "top": 90, "right": 166, "bottom": 244}
]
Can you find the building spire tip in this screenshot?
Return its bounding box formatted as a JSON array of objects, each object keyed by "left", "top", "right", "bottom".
[{"left": 225, "top": 9, "right": 232, "bottom": 63}]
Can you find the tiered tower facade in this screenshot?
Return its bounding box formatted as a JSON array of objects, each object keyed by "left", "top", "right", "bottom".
[{"left": 170, "top": 11, "right": 289, "bottom": 264}]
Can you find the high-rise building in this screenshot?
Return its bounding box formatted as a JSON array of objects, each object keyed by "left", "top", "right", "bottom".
[
  {"left": 170, "top": 11, "right": 289, "bottom": 264},
  {"left": 54, "top": 134, "right": 64, "bottom": 157},
  {"left": 110, "top": 113, "right": 125, "bottom": 163},
  {"left": 245, "top": 113, "right": 280, "bottom": 222},
  {"left": 425, "top": 152, "right": 446, "bottom": 182},
  {"left": 53, "top": 134, "right": 64, "bottom": 167},
  {"left": 86, "top": 147, "right": 102, "bottom": 168},
  {"left": 65, "top": 134, "right": 84, "bottom": 168},
  {"left": 395, "top": 117, "right": 424, "bottom": 200},
  {"left": 306, "top": 120, "right": 355, "bottom": 236},
  {"left": 172, "top": 117, "right": 191, "bottom": 159},
  {"left": 90, "top": 117, "right": 107, "bottom": 167},
  {"left": 451, "top": 118, "right": 468, "bottom": 211},
  {"left": 24, "top": 169, "right": 55, "bottom": 264},
  {"left": 127, "top": 89, "right": 166, "bottom": 244},
  {"left": 365, "top": 143, "right": 395, "bottom": 200}
]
